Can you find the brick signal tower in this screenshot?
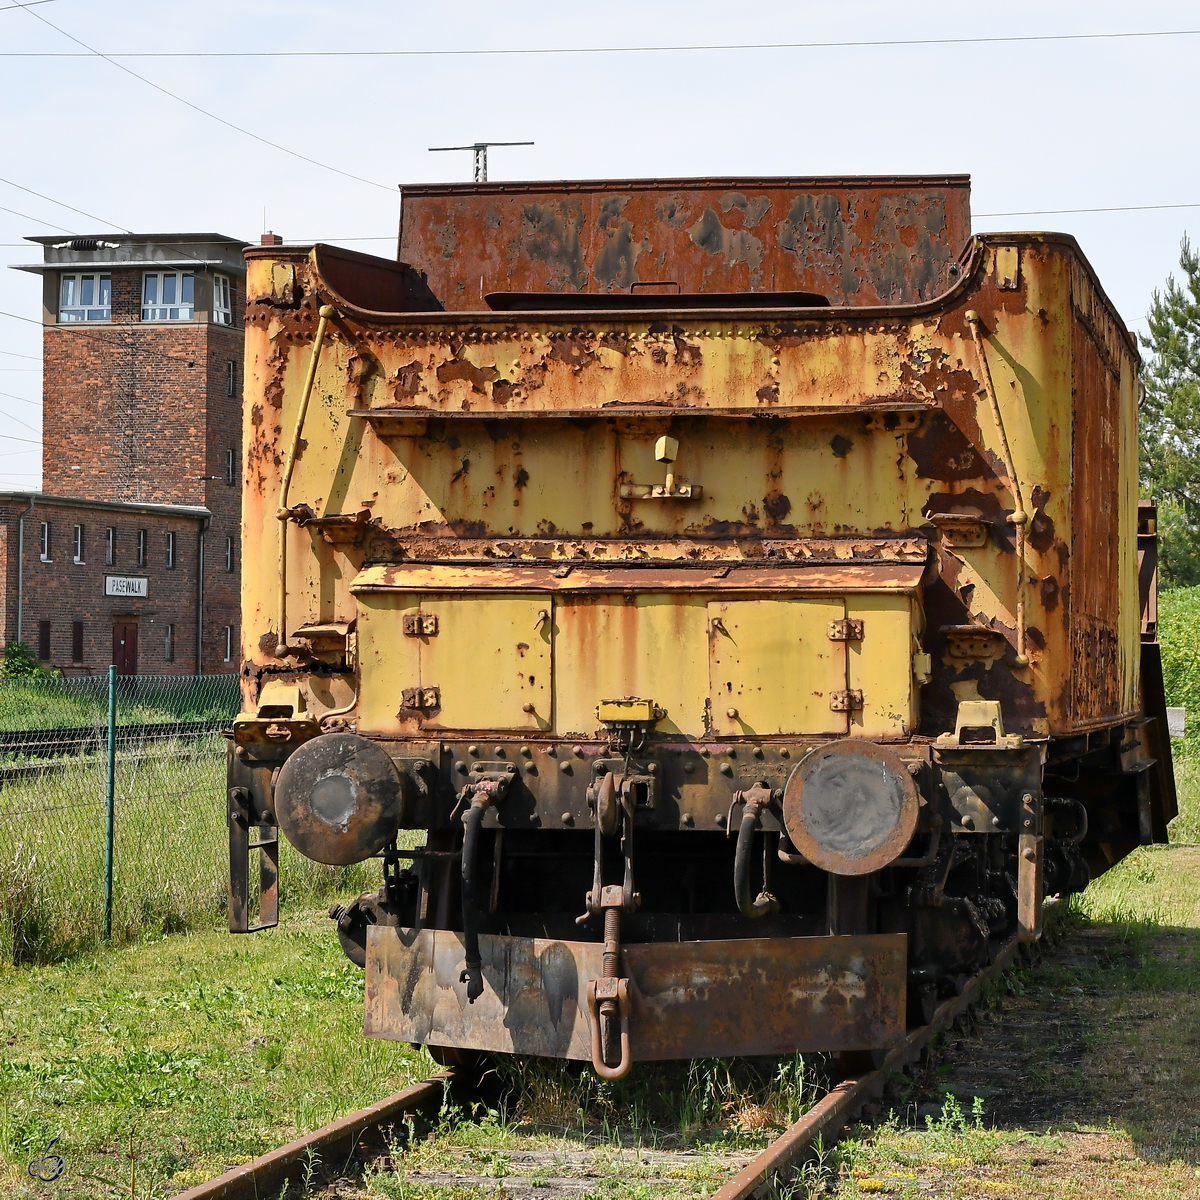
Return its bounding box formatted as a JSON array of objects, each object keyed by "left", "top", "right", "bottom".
[{"left": 0, "top": 232, "right": 257, "bottom": 674}]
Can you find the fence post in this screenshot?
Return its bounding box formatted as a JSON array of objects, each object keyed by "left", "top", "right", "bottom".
[{"left": 104, "top": 664, "right": 116, "bottom": 941}]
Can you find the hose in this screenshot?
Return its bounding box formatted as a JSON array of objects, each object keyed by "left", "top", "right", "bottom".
[
  {"left": 459, "top": 788, "right": 497, "bottom": 1003},
  {"left": 734, "top": 802, "right": 780, "bottom": 918}
]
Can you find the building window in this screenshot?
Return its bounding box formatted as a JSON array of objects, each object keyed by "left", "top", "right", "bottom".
[
  {"left": 214, "top": 274, "right": 233, "bottom": 325},
  {"left": 224, "top": 535, "right": 234, "bottom": 573},
  {"left": 226, "top": 359, "right": 237, "bottom": 396},
  {"left": 71, "top": 621, "right": 84, "bottom": 662},
  {"left": 222, "top": 625, "right": 233, "bottom": 663},
  {"left": 164, "top": 623, "right": 175, "bottom": 662},
  {"left": 142, "top": 271, "right": 195, "bottom": 321},
  {"left": 136, "top": 528, "right": 147, "bottom": 567},
  {"left": 72, "top": 524, "right": 85, "bottom": 564},
  {"left": 165, "top": 531, "right": 176, "bottom": 569},
  {"left": 105, "top": 526, "right": 115, "bottom": 565},
  {"left": 59, "top": 272, "right": 111, "bottom": 322},
  {"left": 225, "top": 448, "right": 236, "bottom": 485},
  {"left": 39, "top": 521, "right": 51, "bottom": 562},
  {"left": 38, "top": 621, "right": 51, "bottom": 661}
]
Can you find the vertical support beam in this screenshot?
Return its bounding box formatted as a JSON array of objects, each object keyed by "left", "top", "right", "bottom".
[
  {"left": 103, "top": 663, "right": 116, "bottom": 941},
  {"left": 827, "top": 875, "right": 871, "bottom": 936},
  {"left": 1017, "top": 791, "right": 1043, "bottom": 942}
]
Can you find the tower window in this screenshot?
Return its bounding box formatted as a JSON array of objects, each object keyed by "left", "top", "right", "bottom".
[
  {"left": 142, "top": 272, "right": 195, "bottom": 321},
  {"left": 224, "top": 535, "right": 234, "bottom": 573},
  {"left": 72, "top": 524, "right": 85, "bottom": 564},
  {"left": 164, "top": 623, "right": 175, "bottom": 662},
  {"left": 136, "top": 528, "right": 147, "bottom": 567},
  {"left": 38, "top": 621, "right": 51, "bottom": 661},
  {"left": 214, "top": 274, "right": 233, "bottom": 325},
  {"left": 59, "top": 273, "right": 111, "bottom": 322},
  {"left": 222, "top": 625, "right": 233, "bottom": 663},
  {"left": 39, "top": 521, "right": 51, "bottom": 562},
  {"left": 226, "top": 359, "right": 237, "bottom": 396},
  {"left": 225, "top": 448, "right": 236, "bottom": 486},
  {"left": 165, "top": 531, "right": 176, "bottom": 569},
  {"left": 105, "top": 526, "right": 115, "bottom": 565},
  {"left": 71, "top": 621, "right": 84, "bottom": 662}
]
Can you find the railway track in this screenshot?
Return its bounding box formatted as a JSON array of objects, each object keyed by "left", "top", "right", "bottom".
[{"left": 171, "top": 912, "right": 1059, "bottom": 1200}]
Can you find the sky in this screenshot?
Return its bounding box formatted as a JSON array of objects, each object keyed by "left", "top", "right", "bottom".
[{"left": 0, "top": 0, "right": 1198, "bottom": 489}]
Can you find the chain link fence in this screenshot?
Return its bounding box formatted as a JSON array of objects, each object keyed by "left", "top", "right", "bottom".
[{"left": 0, "top": 673, "right": 371, "bottom": 965}]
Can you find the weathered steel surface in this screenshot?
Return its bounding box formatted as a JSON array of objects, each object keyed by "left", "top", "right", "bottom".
[
  {"left": 241, "top": 220, "right": 1142, "bottom": 744},
  {"left": 397, "top": 176, "right": 971, "bottom": 310},
  {"left": 365, "top": 926, "right": 907, "bottom": 1059}
]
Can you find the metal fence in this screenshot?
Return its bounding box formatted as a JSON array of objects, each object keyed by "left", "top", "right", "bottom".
[{"left": 0, "top": 671, "right": 372, "bottom": 965}]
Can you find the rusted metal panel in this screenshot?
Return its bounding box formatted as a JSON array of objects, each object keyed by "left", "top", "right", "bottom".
[
  {"left": 397, "top": 176, "right": 971, "bottom": 310},
  {"left": 708, "top": 598, "right": 848, "bottom": 736},
  {"left": 365, "top": 925, "right": 907, "bottom": 1059},
  {"left": 349, "top": 563, "right": 927, "bottom": 593},
  {"left": 240, "top": 228, "right": 1144, "bottom": 751}
]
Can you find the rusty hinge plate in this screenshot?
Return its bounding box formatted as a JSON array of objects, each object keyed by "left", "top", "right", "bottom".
[
  {"left": 401, "top": 687, "right": 440, "bottom": 713},
  {"left": 830, "top": 690, "right": 864, "bottom": 712},
  {"left": 827, "top": 618, "right": 864, "bottom": 642},
  {"left": 402, "top": 613, "right": 439, "bottom": 637}
]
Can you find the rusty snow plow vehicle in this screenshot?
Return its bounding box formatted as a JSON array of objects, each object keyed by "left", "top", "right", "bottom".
[{"left": 227, "top": 174, "right": 1175, "bottom": 1078}]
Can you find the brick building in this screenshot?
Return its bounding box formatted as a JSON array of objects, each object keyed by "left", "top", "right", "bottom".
[{"left": 0, "top": 233, "right": 250, "bottom": 674}]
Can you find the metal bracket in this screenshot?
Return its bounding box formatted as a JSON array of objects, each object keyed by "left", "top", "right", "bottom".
[
  {"left": 401, "top": 687, "right": 441, "bottom": 713},
  {"left": 403, "top": 613, "right": 439, "bottom": 637},
  {"left": 830, "top": 689, "right": 864, "bottom": 712},
  {"left": 619, "top": 482, "right": 703, "bottom": 500},
  {"left": 228, "top": 786, "right": 279, "bottom": 934},
  {"left": 827, "top": 618, "right": 864, "bottom": 642}
]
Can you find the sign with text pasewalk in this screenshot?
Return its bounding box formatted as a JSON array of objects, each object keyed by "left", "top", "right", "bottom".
[{"left": 104, "top": 575, "right": 149, "bottom": 598}]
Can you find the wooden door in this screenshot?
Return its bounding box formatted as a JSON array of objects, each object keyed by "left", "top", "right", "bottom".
[{"left": 112, "top": 621, "right": 138, "bottom": 675}]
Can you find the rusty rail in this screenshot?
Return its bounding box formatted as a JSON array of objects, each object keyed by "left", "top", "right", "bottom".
[
  {"left": 170, "top": 1073, "right": 451, "bottom": 1200},
  {"left": 713, "top": 903, "right": 1063, "bottom": 1200}
]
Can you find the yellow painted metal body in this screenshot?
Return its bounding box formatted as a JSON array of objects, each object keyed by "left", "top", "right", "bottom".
[{"left": 239, "top": 234, "right": 1141, "bottom": 747}]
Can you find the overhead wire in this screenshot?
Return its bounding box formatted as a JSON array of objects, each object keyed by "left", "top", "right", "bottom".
[
  {"left": 7, "top": 1, "right": 393, "bottom": 192},
  {"left": 1, "top": 26, "right": 1198, "bottom": 57}
]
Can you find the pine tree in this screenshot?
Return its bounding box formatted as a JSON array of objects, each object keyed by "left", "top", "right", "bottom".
[{"left": 1141, "top": 236, "right": 1200, "bottom": 586}]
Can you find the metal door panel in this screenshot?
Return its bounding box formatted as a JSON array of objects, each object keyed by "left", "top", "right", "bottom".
[
  {"left": 708, "top": 598, "right": 847, "bottom": 736},
  {"left": 846, "top": 594, "right": 916, "bottom": 737},
  {"left": 553, "top": 594, "right": 710, "bottom": 737}
]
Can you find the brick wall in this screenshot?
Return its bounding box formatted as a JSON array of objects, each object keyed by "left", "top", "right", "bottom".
[
  {"left": 30, "top": 264, "right": 247, "bottom": 672},
  {"left": 0, "top": 499, "right": 205, "bottom": 675}
]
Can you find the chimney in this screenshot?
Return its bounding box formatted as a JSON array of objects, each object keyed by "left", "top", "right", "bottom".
[{"left": 261, "top": 232, "right": 283, "bottom": 246}]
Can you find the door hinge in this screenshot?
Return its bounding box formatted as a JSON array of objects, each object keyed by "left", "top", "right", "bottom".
[
  {"left": 402, "top": 613, "right": 438, "bottom": 637},
  {"left": 401, "top": 686, "right": 440, "bottom": 713},
  {"left": 830, "top": 689, "right": 864, "bottom": 712},
  {"left": 827, "top": 619, "right": 864, "bottom": 642}
]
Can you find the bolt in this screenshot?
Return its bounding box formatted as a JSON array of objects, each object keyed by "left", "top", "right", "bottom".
[
  {"left": 961, "top": 815, "right": 975, "bottom": 831},
  {"left": 682, "top": 813, "right": 694, "bottom": 827},
  {"left": 780, "top": 748, "right": 790, "bottom": 759},
  {"left": 715, "top": 813, "right": 727, "bottom": 827},
  {"left": 701, "top": 748, "right": 711, "bottom": 757},
  {"left": 907, "top": 761, "right": 922, "bottom": 776},
  {"left": 414, "top": 759, "right": 427, "bottom": 772},
  {"left": 720, "top": 762, "right": 734, "bottom": 776},
  {"left": 1023, "top": 847, "right": 1037, "bottom": 862},
  {"left": 560, "top": 761, "right": 572, "bottom": 774},
  {"left": 562, "top": 812, "right": 573, "bottom": 825},
  {"left": 506, "top": 764, "right": 516, "bottom": 775},
  {"left": 573, "top": 744, "right": 585, "bottom": 757},
  {"left": 683, "top": 761, "right": 695, "bottom": 774},
  {"left": 468, "top": 744, "right": 479, "bottom": 756},
  {"left": 472, "top": 762, "right": 483, "bottom": 772},
  {"left": 727, "top": 707, "right": 739, "bottom": 719},
  {"left": 753, "top": 746, "right": 764, "bottom": 758},
  {"left": 522, "top": 702, "right": 535, "bottom": 713},
  {"left": 1023, "top": 818, "right": 1032, "bottom": 828},
  {"left": 647, "top": 762, "right": 659, "bottom": 774},
  {"left": 495, "top": 745, "right": 506, "bottom": 757},
  {"left": 520, "top": 745, "right": 531, "bottom": 757},
  {"left": 235, "top": 745, "right": 247, "bottom": 759},
  {"left": 455, "top": 761, "right": 468, "bottom": 775},
  {"left": 525, "top": 762, "right": 537, "bottom": 774},
  {"left": 991, "top": 816, "right": 1001, "bottom": 829}
]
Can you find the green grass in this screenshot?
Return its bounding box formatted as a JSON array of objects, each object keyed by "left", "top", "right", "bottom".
[
  {"left": 0, "top": 912, "right": 428, "bottom": 1199},
  {"left": 0, "top": 676, "right": 239, "bottom": 734},
  {"left": 0, "top": 735, "right": 374, "bottom": 966}
]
